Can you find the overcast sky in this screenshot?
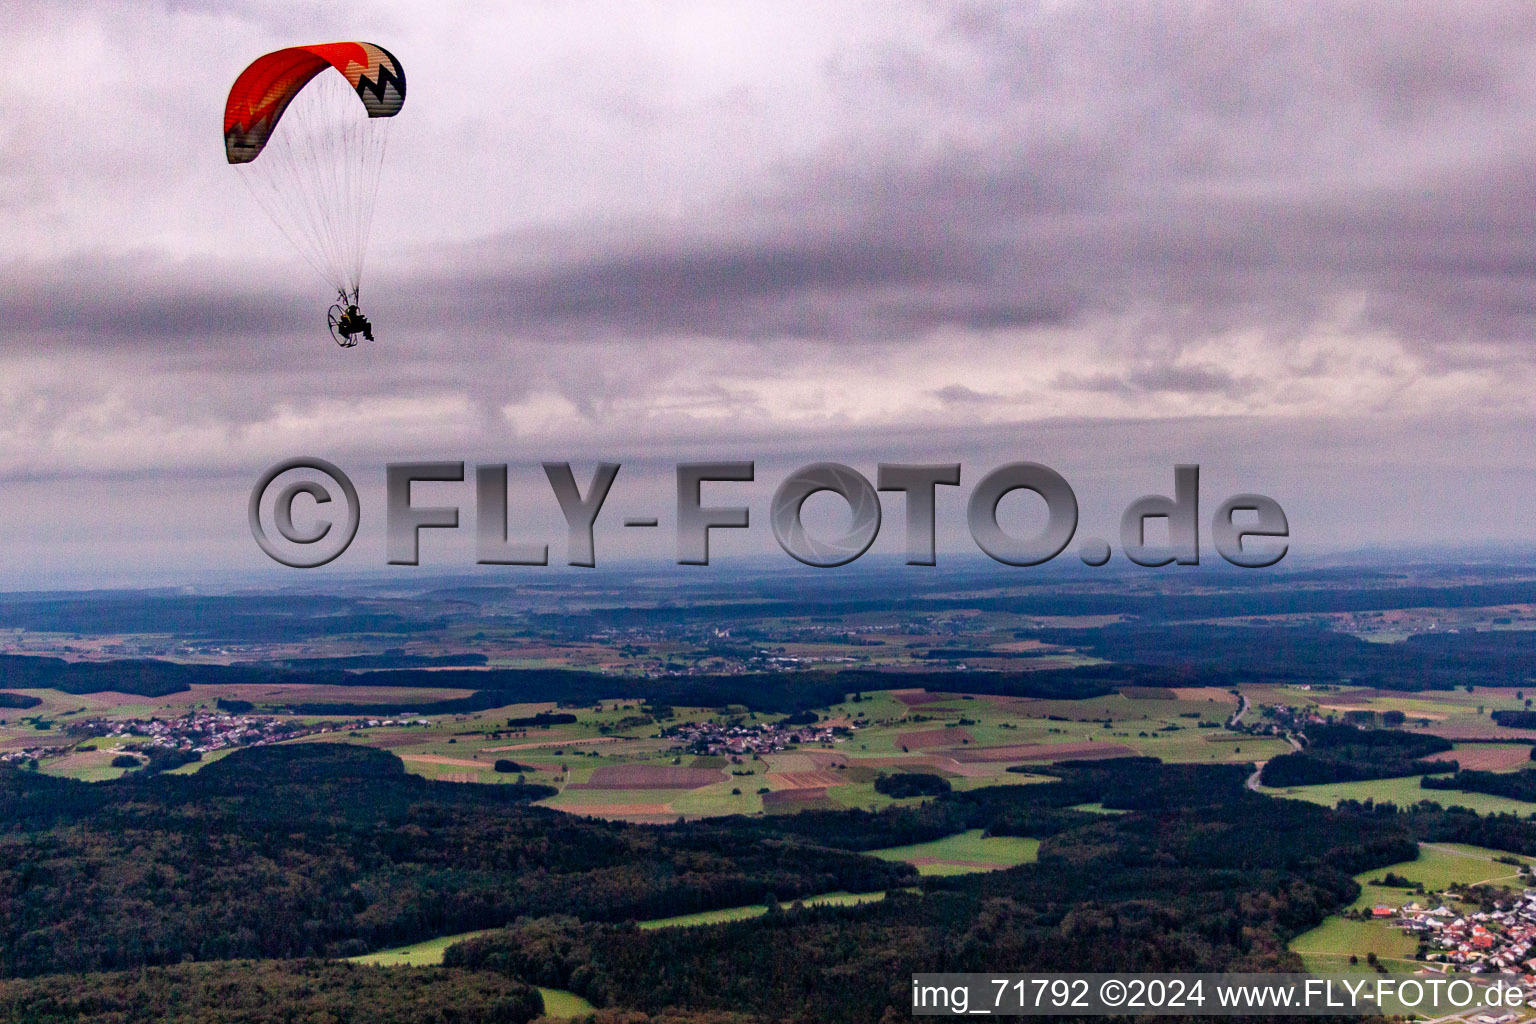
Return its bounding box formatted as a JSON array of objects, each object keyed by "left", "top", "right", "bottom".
[{"left": 4, "top": 1, "right": 1536, "bottom": 583}]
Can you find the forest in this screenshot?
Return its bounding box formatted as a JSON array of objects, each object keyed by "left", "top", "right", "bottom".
[
  {"left": 1258, "top": 724, "right": 1454, "bottom": 786},
  {"left": 1039, "top": 624, "right": 1536, "bottom": 691},
  {"left": 0, "top": 961, "right": 544, "bottom": 1024},
  {"left": 872, "top": 772, "right": 950, "bottom": 798},
  {"left": 0, "top": 745, "right": 910, "bottom": 978},
  {"left": 0, "top": 653, "right": 1172, "bottom": 714}
]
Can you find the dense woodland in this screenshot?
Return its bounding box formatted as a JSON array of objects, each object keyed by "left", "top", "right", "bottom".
[
  {"left": 0, "top": 653, "right": 1169, "bottom": 714},
  {"left": 1258, "top": 724, "right": 1454, "bottom": 786},
  {"left": 871, "top": 772, "right": 950, "bottom": 798},
  {"left": 0, "top": 961, "right": 544, "bottom": 1024},
  {"left": 1041, "top": 624, "right": 1536, "bottom": 691},
  {"left": 0, "top": 745, "right": 910, "bottom": 977},
  {"left": 1422, "top": 767, "right": 1536, "bottom": 802}
]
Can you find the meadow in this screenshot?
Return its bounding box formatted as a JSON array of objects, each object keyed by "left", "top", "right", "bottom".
[
  {"left": 866, "top": 828, "right": 1041, "bottom": 876},
  {"left": 1262, "top": 775, "right": 1536, "bottom": 816},
  {"left": 638, "top": 890, "right": 891, "bottom": 929},
  {"left": 351, "top": 890, "right": 896, "bottom": 963}
]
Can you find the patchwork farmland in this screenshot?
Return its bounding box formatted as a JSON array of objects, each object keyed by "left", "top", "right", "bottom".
[
  {"left": 24, "top": 671, "right": 1536, "bottom": 827},
  {"left": 3, "top": 677, "right": 1284, "bottom": 820}
]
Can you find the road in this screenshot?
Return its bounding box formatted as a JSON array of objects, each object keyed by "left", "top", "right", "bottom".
[
  {"left": 1228, "top": 690, "right": 1250, "bottom": 728},
  {"left": 1245, "top": 733, "right": 1302, "bottom": 792}
]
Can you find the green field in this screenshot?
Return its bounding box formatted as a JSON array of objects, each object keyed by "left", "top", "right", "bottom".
[
  {"left": 348, "top": 929, "right": 498, "bottom": 967},
  {"left": 165, "top": 748, "right": 233, "bottom": 775},
  {"left": 639, "top": 889, "right": 889, "bottom": 929},
  {"left": 669, "top": 781, "right": 774, "bottom": 816},
  {"left": 1291, "top": 917, "right": 1419, "bottom": 973},
  {"left": 1068, "top": 802, "right": 1128, "bottom": 814},
  {"left": 826, "top": 690, "right": 1264, "bottom": 767},
  {"left": 8, "top": 681, "right": 1293, "bottom": 843},
  {"left": 38, "top": 752, "right": 136, "bottom": 783},
  {"left": 351, "top": 889, "right": 895, "bottom": 966},
  {"left": 868, "top": 829, "right": 1040, "bottom": 876},
  {"left": 1122, "top": 733, "right": 1292, "bottom": 763},
  {"left": 537, "top": 987, "right": 597, "bottom": 1019},
  {"left": 1240, "top": 683, "right": 1536, "bottom": 742},
  {"left": 1262, "top": 774, "right": 1536, "bottom": 816}
]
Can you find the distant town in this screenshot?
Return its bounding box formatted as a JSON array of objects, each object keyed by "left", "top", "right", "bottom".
[
  {"left": 0, "top": 710, "right": 428, "bottom": 767},
  {"left": 664, "top": 718, "right": 850, "bottom": 758}
]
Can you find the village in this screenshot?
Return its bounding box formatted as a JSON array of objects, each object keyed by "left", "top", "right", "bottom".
[
  {"left": 1385, "top": 887, "right": 1536, "bottom": 978},
  {"left": 31, "top": 709, "right": 431, "bottom": 758},
  {"left": 663, "top": 717, "right": 850, "bottom": 758}
]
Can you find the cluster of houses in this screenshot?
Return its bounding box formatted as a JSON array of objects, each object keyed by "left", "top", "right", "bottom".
[
  {"left": 0, "top": 742, "right": 71, "bottom": 766},
  {"left": 1393, "top": 890, "right": 1536, "bottom": 974},
  {"left": 1253, "top": 702, "right": 1326, "bottom": 736},
  {"left": 61, "top": 709, "right": 431, "bottom": 755},
  {"left": 664, "top": 718, "right": 848, "bottom": 758}
]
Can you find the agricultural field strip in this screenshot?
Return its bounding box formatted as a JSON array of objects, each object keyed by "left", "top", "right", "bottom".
[
  {"left": 1265, "top": 775, "right": 1536, "bottom": 817},
  {"left": 354, "top": 891, "right": 897, "bottom": 964},
  {"left": 1420, "top": 843, "right": 1526, "bottom": 886}
]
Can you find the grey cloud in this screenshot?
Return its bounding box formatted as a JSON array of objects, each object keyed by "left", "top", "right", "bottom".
[
  {"left": 4, "top": 257, "right": 307, "bottom": 340},
  {"left": 361, "top": 2, "right": 1536, "bottom": 353},
  {"left": 931, "top": 385, "right": 1003, "bottom": 405},
  {"left": 1058, "top": 364, "right": 1256, "bottom": 399}
]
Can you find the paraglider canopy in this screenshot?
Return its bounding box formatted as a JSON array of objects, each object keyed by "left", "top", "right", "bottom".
[
  {"left": 224, "top": 42, "right": 405, "bottom": 164},
  {"left": 224, "top": 43, "right": 405, "bottom": 343}
]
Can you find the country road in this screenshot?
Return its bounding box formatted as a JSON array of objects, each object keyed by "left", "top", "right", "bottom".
[
  {"left": 1245, "top": 733, "right": 1302, "bottom": 791},
  {"left": 1228, "top": 690, "right": 1250, "bottom": 728}
]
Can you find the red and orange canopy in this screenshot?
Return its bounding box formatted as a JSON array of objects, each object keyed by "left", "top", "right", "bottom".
[{"left": 224, "top": 42, "right": 404, "bottom": 164}]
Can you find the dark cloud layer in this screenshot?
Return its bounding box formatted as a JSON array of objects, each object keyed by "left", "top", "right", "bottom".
[
  {"left": 13, "top": 2, "right": 1536, "bottom": 357},
  {"left": 353, "top": 2, "right": 1536, "bottom": 356}
]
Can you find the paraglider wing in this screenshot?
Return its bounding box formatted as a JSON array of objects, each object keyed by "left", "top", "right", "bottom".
[
  {"left": 223, "top": 42, "right": 405, "bottom": 316},
  {"left": 224, "top": 42, "right": 405, "bottom": 164}
]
